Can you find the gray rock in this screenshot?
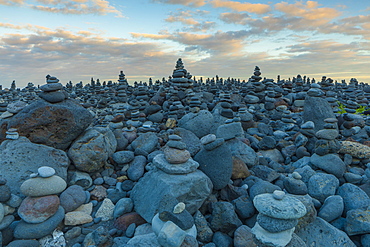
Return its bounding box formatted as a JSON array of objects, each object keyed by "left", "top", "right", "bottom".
[
  {"left": 212, "top": 231, "right": 233, "bottom": 247},
  {"left": 68, "top": 171, "right": 92, "bottom": 189},
  {"left": 233, "top": 225, "right": 257, "bottom": 247},
  {"left": 194, "top": 210, "right": 213, "bottom": 243},
  {"left": 37, "top": 166, "right": 55, "bottom": 178},
  {"left": 308, "top": 173, "right": 339, "bottom": 203},
  {"left": 224, "top": 138, "right": 258, "bottom": 168},
  {"left": 318, "top": 195, "right": 344, "bottom": 222},
  {"left": 284, "top": 176, "right": 308, "bottom": 195},
  {"left": 249, "top": 180, "right": 281, "bottom": 200},
  {"left": 0, "top": 215, "right": 14, "bottom": 230},
  {"left": 0, "top": 137, "right": 69, "bottom": 197},
  {"left": 82, "top": 225, "right": 113, "bottom": 247},
  {"left": 310, "top": 153, "right": 346, "bottom": 178},
  {"left": 345, "top": 208, "right": 370, "bottom": 236},
  {"left": 130, "top": 132, "right": 158, "bottom": 154},
  {"left": 178, "top": 110, "right": 214, "bottom": 138},
  {"left": 6, "top": 240, "right": 40, "bottom": 247},
  {"left": 361, "top": 234, "right": 370, "bottom": 247},
  {"left": 126, "top": 233, "right": 161, "bottom": 246},
  {"left": 112, "top": 151, "right": 135, "bottom": 165},
  {"left": 251, "top": 165, "right": 280, "bottom": 182},
  {"left": 20, "top": 175, "right": 66, "bottom": 197},
  {"left": 60, "top": 185, "right": 86, "bottom": 212},
  {"left": 131, "top": 169, "right": 212, "bottom": 222},
  {"left": 257, "top": 214, "right": 298, "bottom": 233},
  {"left": 127, "top": 155, "right": 146, "bottom": 181},
  {"left": 0, "top": 184, "right": 11, "bottom": 202},
  {"left": 157, "top": 221, "right": 186, "bottom": 247},
  {"left": 303, "top": 96, "right": 336, "bottom": 132},
  {"left": 259, "top": 148, "right": 284, "bottom": 164},
  {"left": 216, "top": 122, "right": 244, "bottom": 140},
  {"left": 210, "top": 201, "right": 242, "bottom": 234},
  {"left": 14, "top": 206, "right": 65, "bottom": 239},
  {"left": 337, "top": 183, "right": 370, "bottom": 215},
  {"left": 194, "top": 139, "right": 233, "bottom": 190},
  {"left": 1, "top": 99, "right": 93, "bottom": 150},
  {"left": 174, "top": 127, "right": 202, "bottom": 156},
  {"left": 258, "top": 136, "right": 277, "bottom": 150},
  {"left": 114, "top": 198, "right": 134, "bottom": 218},
  {"left": 68, "top": 127, "right": 117, "bottom": 172},
  {"left": 295, "top": 217, "right": 356, "bottom": 247},
  {"left": 232, "top": 195, "right": 255, "bottom": 219}
]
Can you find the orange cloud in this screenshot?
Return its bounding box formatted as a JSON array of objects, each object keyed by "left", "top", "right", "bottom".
[
  {"left": 151, "top": 0, "right": 207, "bottom": 7},
  {"left": 275, "top": 1, "right": 341, "bottom": 21},
  {"left": 211, "top": 0, "right": 271, "bottom": 14},
  {"left": 0, "top": 0, "right": 25, "bottom": 5},
  {"left": 131, "top": 33, "right": 172, "bottom": 39}
]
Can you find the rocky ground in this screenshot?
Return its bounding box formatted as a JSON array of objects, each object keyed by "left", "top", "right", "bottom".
[{"left": 0, "top": 62, "right": 370, "bottom": 247}]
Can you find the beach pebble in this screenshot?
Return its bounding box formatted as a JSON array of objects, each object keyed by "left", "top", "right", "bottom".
[
  {"left": 20, "top": 175, "right": 67, "bottom": 197},
  {"left": 18, "top": 195, "right": 60, "bottom": 223},
  {"left": 60, "top": 185, "right": 86, "bottom": 212},
  {"left": 37, "top": 166, "right": 56, "bottom": 178}
]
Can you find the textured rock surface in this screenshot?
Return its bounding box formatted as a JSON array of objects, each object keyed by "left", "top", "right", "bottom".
[
  {"left": 68, "top": 127, "right": 117, "bottom": 172},
  {"left": 0, "top": 137, "right": 69, "bottom": 196},
  {"left": 339, "top": 141, "right": 370, "bottom": 159},
  {"left": 0, "top": 99, "right": 93, "bottom": 149},
  {"left": 131, "top": 169, "right": 212, "bottom": 222}
]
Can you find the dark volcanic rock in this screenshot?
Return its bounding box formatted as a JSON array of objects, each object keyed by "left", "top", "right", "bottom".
[{"left": 1, "top": 99, "right": 93, "bottom": 150}]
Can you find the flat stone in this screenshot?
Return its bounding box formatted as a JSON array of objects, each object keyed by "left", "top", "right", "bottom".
[
  {"left": 18, "top": 195, "right": 60, "bottom": 223},
  {"left": 253, "top": 193, "right": 307, "bottom": 219},
  {"left": 200, "top": 134, "right": 216, "bottom": 145},
  {"left": 252, "top": 222, "right": 295, "bottom": 247},
  {"left": 337, "top": 183, "right": 370, "bottom": 215},
  {"left": 163, "top": 146, "right": 191, "bottom": 164},
  {"left": 14, "top": 206, "right": 65, "bottom": 239},
  {"left": 308, "top": 173, "right": 339, "bottom": 203},
  {"left": 310, "top": 153, "right": 346, "bottom": 178},
  {"left": 95, "top": 198, "right": 115, "bottom": 222},
  {"left": 315, "top": 129, "right": 339, "bottom": 140},
  {"left": 318, "top": 195, "right": 344, "bottom": 222},
  {"left": 257, "top": 214, "right": 298, "bottom": 233},
  {"left": 20, "top": 175, "right": 67, "bottom": 197},
  {"left": 153, "top": 154, "right": 199, "bottom": 174},
  {"left": 64, "top": 211, "right": 93, "bottom": 226},
  {"left": 37, "top": 166, "right": 56, "bottom": 178}
]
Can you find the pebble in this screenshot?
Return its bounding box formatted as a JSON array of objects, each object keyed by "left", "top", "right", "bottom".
[
  {"left": 20, "top": 175, "right": 67, "bottom": 197},
  {"left": 37, "top": 166, "right": 56, "bottom": 178},
  {"left": 17, "top": 195, "right": 60, "bottom": 223},
  {"left": 59, "top": 185, "right": 86, "bottom": 212}
]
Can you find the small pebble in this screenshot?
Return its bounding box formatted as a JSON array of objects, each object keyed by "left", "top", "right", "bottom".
[
  {"left": 273, "top": 190, "right": 285, "bottom": 200},
  {"left": 37, "top": 166, "right": 56, "bottom": 178}
]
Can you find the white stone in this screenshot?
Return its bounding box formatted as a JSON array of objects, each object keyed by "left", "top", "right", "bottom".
[
  {"left": 38, "top": 166, "right": 56, "bottom": 178},
  {"left": 64, "top": 211, "right": 93, "bottom": 226},
  {"left": 157, "top": 221, "right": 186, "bottom": 247},
  {"left": 273, "top": 190, "right": 286, "bottom": 200},
  {"left": 0, "top": 111, "right": 13, "bottom": 119},
  {"left": 252, "top": 222, "right": 294, "bottom": 247},
  {"left": 292, "top": 172, "right": 302, "bottom": 180},
  {"left": 152, "top": 213, "right": 197, "bottom": 238},
  {"left": 173, "top": 202, "right": 186, "bottom": 214},
  {"left": 95, "top": 198, "right": 114, "bottom": 221}
]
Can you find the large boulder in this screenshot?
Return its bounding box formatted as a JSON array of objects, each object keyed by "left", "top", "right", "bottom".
[
  {"left": 303, "top": 96, "right": 336, "bottom": 132},
  {"left": 0, "top": 137, "right": 69, "bottom": 197},
  {"left": 0, "top": 99, "right": 93, "bottom": 150},
  {"left": 295, "top": 217, "right": 356, "bottom": 247},
  {"left": 178, "top": 110, "right": 214, "bottom": 138},
  {"left": 131, "top": 169, "right": 212, "bottom": 222},
  {"left": 68, "top": 127, "right": 117, "bottom": 172}
]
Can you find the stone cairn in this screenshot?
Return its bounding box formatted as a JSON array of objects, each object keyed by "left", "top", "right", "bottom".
[
  {"left": 39, "top": 75, "right": 68, "bottom": 103},
  {"left": 116, "top": 71, "right": 128, "bottom": 103},
  {"left": 252, "top": 190, "right": 307, "bottom": 247},
  {"left": 13, "top": 166, "right": 67, "bottom": 240},
  {"left": 170, "top": 58, "right": 193, "bottom": 89}
]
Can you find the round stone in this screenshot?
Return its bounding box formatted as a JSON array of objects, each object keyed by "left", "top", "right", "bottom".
[
  {"left": 163, "top": 147, "right": 191, "bottom": 164},
  {"left": 18, "top": 195, "right": 60, "bottom": 223},
  {"left": 200, "top": 134, "right": 216, "bottom": 145},
  {"left": 20, "top": 175, "right": 67, "bottom": 197},
  {"left": 273, "top": 190, "right": 285, "bottom": 200},
  {"left": 257, "top": 214, "right": 298, "bottom": 233},
  {"left": 153, "top": 154, "right": 199, "bottom": 174},
  {"left": 254, "top": 192, "right": 307, "bottom": 219},
  {"left": 38, "top": 166, "right": 56, "bottom": 178},
  {"left": 292, "top": 172, "right": 302, "bottom": 180},
  {"left": 315, "top": 129, "right": 339, "bottom": 140},
  {"left": 173, "top": 202, "right": 186, "bottom": 214}
]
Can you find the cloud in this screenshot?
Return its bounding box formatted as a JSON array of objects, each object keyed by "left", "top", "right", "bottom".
[
  {"left": 151, "top": 0, "right": 207, "bottom": 7},
  {"left": 0, "top": 0, "right": 123, "bottom": 17},
  {"left": 0, "top": 0, "right": 25, "bottom": 5},
  {"left": 219, "top": 12, "right": 251, "bottom": 25},
  {"left": 165, "top": 9, "right": 216, "bottom": 32},
  {"left": 211, "top": 0, "right": 271, "bottom": 14},
  {"left": 275, "top": 1, "right": 341, "bottom": 22}
]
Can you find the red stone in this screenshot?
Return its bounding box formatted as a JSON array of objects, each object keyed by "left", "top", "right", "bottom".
[
  {"left": 114, "top": 212, "right": 147, "bottom": 231},
  {"left": 18, "top": 195, "right": 60, "bottom": 223}
]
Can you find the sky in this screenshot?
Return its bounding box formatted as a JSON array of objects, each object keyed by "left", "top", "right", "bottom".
[{"left": 0, "top": 0, "right": 369, "bottom": 88}]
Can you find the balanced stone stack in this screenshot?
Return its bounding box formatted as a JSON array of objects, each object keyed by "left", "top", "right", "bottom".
[
  {"left": 170, "top": 58, "right": 193, "bottom": 89},
  {"left": 252, "top": 190, "right": 307, "bottom": 247},
  {"left": 5, "top": 128, "right": 18, "bottom": 140},
  {"left": 116, "top": 71, "right": 128, "bottom": 103},
  {"left": 14, "top": 166, "right": 67, "bottom": 240},
  {"left": 39, "top": 75, "right": 68, "bottom": 103}
]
